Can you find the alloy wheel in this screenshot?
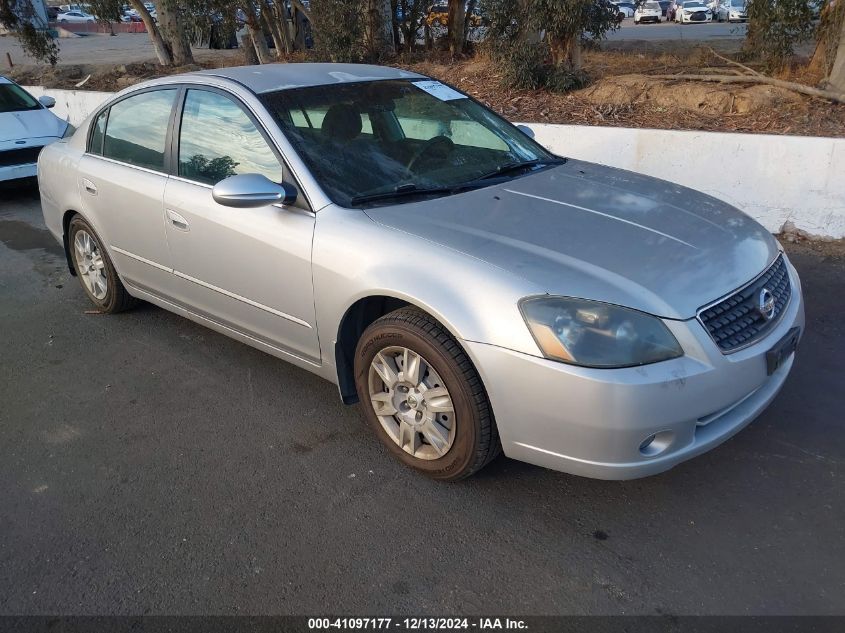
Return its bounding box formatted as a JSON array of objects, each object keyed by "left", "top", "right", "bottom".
[
  {"left": 367, "top": 346, "right": 456, "bottom": 460},
  {"left": 73, "top": 229, "right": 108, "bottom": 300}
]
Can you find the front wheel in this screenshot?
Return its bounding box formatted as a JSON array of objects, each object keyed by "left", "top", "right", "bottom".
[
  {"left": 354, "top": 307, "right": 500, "bottom": 481},
  {"left": 68, "top": 215, "right": 137, "bottom": 313}
]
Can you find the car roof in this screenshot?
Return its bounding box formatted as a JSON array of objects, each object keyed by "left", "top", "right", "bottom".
[{"left": 188, "top": 63, "right": 428, "bottom": 94}]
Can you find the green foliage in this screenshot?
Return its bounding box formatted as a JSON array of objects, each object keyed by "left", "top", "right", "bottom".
[
  {"left": 0, "top": 0, "right": 58, "bottom": 65},
  {"left": 87, "top": 0, "right": 123, "bottom": 23},
  {"left": 745, "top": 0, "right": 816, "bottom": 71},
  {"left": 481, "top": 0, "right": 617, "bottom": 91},
  {"left": 310, "top": 0, "right": 365, "bottom": 62},
  {"left": 532, "top": 0, "right": 620, "bottom": 44},
  {"left": 396, "top": 0, "right": 427, "bottom": 51},
  {"left": 498, "top": 41, "right": 549, "bottom": 89}
]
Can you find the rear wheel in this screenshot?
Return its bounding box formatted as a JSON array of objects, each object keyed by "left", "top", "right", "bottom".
[
  {"left": 354, "top": 307, "right": 500, "bottom": 481},
  {"left": 68, "top": 215, "right": 137, "bottom": 314}
]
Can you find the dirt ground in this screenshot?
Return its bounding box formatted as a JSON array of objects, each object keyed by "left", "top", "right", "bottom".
[{"left": 6, "top": 39, "right": 845, "bottom": 138}]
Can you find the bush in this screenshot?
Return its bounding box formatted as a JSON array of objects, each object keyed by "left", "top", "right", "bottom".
[
  {"left": 744, "top": 0, "right": 815, "bottom": 71},
  {"left": 310, "top": 0, "right": 364, "bottom": 62}
]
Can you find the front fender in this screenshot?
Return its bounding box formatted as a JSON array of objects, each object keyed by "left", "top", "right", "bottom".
[{"left": 312, "top": 205, "right": 545, "bottom": 373}]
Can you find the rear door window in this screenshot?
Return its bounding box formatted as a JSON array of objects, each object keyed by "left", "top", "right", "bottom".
[{"left": 102, "top": 89, "right": 177, "bottom": 172}]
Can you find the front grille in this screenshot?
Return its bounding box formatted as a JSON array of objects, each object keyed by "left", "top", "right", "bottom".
[
  {"left": 0, "top": 146, "right": 43, "bottom": 168},
  {"left": 690, "top": 11, "right": 708, "bottom": 20},
  {"left": 698, "top": 254, "right": 791, "bottom": 353}
]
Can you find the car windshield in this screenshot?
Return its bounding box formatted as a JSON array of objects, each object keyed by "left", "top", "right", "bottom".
[
  {"left": 645, "top": 2, "right": 660, "bottom": 8},
  {"left": 260, "top": 79, "right": 557, "bottom": 207},
  {"left": 0, "top": 83, "right": 41, "bottom": 113},
  {"left": 684, "top": 1, "right": 705, "bottom": 6},
  {"left": 730, "top": 0, "right": 746, "bottom": 6}
]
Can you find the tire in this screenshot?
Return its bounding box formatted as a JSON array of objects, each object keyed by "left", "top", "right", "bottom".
[
  {"left": 68, "top": 215, "right": 137, "bottom": 314},
  {"left": 354, "top": 307, "right": 500, "bottom": 481}
]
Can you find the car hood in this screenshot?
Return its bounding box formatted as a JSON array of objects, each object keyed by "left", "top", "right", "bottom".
[
  {"left": 363, "top": 160, "right": 779, "bottom": 320},
  {"left": 0, "top": 108, "right": 66, "bottom": 144}
]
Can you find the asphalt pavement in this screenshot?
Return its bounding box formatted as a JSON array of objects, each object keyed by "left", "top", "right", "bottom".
[
  {"left": 0, "top": 178, "right": 843, "bottom": 616},
  {"left": 607, "top": 19, "right": 748, "bottom": 42}
]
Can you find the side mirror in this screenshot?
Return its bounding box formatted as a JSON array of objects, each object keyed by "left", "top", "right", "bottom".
[
  {"left": 516, "top": 124, "right": 536, "bottom": 139},
  {"left": 39, "top": 95, "right": 56, "bottom": 109},
  {"left": 212, "top": 173, "right": 298, "bottom": 208}
]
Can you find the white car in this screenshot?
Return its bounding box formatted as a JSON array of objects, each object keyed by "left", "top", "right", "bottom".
[
  {"left": 676, "top": 0, "right": 712, "bottom": 22},
  {"left": 716, "top": 0, "right": 748, "bottom": 21},
  {"left": 57, "top": 10, "right": 95, "bottom": 23},
  {"left": 634, "top": 1, "right": 663, "bottom": 23},
  {"left": 0, "top": 78, "right": 71, "bottom": 183},
  {"left": 611, "top": 1, "right": 636, "bottom": 17}
]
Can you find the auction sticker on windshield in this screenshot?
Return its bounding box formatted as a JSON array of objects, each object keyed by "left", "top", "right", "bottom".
[{"left": 412, "top": 80, "right": 466, "bottom": 101}]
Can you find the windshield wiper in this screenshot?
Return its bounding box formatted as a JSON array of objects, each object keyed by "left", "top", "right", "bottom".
[
  {"left": 350, "top": 183, "right": 457, "bottom": 206},
  {"left": 472, "top": 158, "right": 566, "bottom": 182}
]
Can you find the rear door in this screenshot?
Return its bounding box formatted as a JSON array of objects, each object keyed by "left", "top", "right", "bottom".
[
  {"left": 76, "top": 87, "right": 178, "bottom": 297},
  {"left": 162, "top": 87, "right": 320, "bottom": 364}
]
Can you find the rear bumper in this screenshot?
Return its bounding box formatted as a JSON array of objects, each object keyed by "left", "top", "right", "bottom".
[{"left": 466, "top": 256, "right": 804, "bottom": 480}]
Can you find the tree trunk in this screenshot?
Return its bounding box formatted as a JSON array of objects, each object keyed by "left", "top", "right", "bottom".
[
  {"left": 447, "top": 0, "right": 466, "bottom": 56},
  {"left": 390, "top": 0, "right": 401, "bottom": 51},
  {"left": 242, "top": 32, "right": 259, "bottom": 64},
  {"left": 549, "top": 33, "right": 582, "bottom": 71},
  {"left": 363, "top": 0, "right": 395, "bottom": 60},
  {"left": 156, "top": 0, "right": 194, "bottom": 66},
  {"left": 127, "top": 0, "right": 172, "bottom": 66},
  {"left": 463, "top": 0, "right": 477, "bottom": 44},
  {"left": 829, "top": 7, "right": 845, "bottom": 92},
  {"left": 292, "top": 8, "right": 308, "bottom": 51},
  {"left": 271, "top": 0, "right": 295, "bottom": 54},
  {"left": 245, "top": 10, "right": 272, "bottom": 64},
  {"left": 261, "top": 1, "right": 289, "bottom": 57}
]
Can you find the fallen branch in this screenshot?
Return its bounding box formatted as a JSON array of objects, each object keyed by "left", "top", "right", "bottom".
[
  {"left": 707, "top": 47, "right": 763, "bottom": 77},
  {"left": 648, "top": 73, "right": 845, "bottom": 104}
]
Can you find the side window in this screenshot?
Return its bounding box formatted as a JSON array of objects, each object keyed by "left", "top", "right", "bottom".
[
  {"left": 178, "top": 89, "right": 283, "bottom": 186},
  {"left": 103, "top": 89, "right": 176, "bottom": 171},
  {"left": 89, "top": 109, "right": 107, "bottom": 155}
]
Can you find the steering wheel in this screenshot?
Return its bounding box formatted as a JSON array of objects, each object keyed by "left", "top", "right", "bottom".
[{"left": 407, "top": 136, "right": 456, "bottom": 173}]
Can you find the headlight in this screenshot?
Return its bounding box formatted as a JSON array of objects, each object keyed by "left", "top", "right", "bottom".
[{"left": 519, "top": 297, "right": 683, "bottom": 368}]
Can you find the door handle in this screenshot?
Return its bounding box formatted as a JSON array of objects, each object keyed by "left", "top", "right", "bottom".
[
  {"left": 81, "top": 178, "right": 97, "bottom": 195},
  {"left": 166, "top": 209, "right": 189, "bottom": 231}
]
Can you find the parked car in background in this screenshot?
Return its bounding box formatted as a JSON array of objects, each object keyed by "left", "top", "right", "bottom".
[
  {"left": 37, "top": 63, "right": 804, "bottom": 481},
  {"left": 676, "top": 0, "right": 712, "bottom": 22},
  {"left": 716, "top": 0, "right": 748, "bottom": 21},
  {"left": 635, "top": 1, "right": 663, "bottom": 22},
  {"left": 57, "top": 10, "right": 95, "bottom": 23},
  {"left": 656, "top": 0, "right": 672, "bottom": 16},
  {"left": 667, "top": 0, "right": 681, "bottom": 20},
  {"left": 1, "top": 77, "right": 70, "bottom": 183},
  {"left": 611, "top": 0, "right": 637, "bottom": 17}
]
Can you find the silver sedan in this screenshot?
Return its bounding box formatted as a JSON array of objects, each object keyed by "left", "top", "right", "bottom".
[{"left": 37, "top": 63, "right": 804, "bottom": 481}]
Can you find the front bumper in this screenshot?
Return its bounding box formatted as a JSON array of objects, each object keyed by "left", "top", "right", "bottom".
[{"left": 466, "top": 257, "right": 805, "bottom": 480}]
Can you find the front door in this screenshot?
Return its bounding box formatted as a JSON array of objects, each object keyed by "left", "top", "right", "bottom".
[{"left": 163, "top": 88, "right": 320, "bottom": 364}]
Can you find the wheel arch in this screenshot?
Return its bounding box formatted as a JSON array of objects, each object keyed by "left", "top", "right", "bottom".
[
  {"left": 334, "top": 294, "right": 472, "bottom": 405},
  {"left": 62, "top": 209, "right": 80, "bottom": 276}
]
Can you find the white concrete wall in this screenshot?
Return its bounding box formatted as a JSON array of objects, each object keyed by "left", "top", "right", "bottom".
[
  {"left": 524, "top": 124, "right": 845, "bottom": 240},
  {"left": 23, "top": 86, "right": 845, "bottom": 239},
  {"left": 24, "top": 86, "right": 112, "bottom": 127}
]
